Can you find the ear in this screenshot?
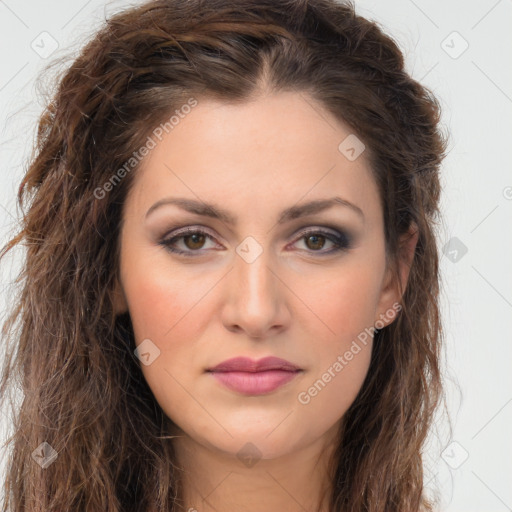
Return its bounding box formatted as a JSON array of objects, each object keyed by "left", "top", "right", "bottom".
[
  {"left": 374, "top": 222, "right": 419, "bottom": 327},
  {"left": 112, "top": 276, "right": 129, "bottom": 315}
]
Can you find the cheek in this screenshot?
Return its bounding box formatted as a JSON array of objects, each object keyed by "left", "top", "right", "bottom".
[
  {"left": 290, "top": 258, "right": 383, "bottom": 343},
  {"left": 119, "top": 253, "right": 220, "bottom": 376},
  {"left": 289, "top": 260, "right": 381, "bottom": 419},
  {"left": 120, "top": 250, "right": 207, "bottom": 342},
  {"left": 120, "top": 262, "right": 213, "bottom": 426}
]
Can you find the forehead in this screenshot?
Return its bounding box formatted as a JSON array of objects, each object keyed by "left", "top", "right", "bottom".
[{"left": 125, "top": 92, "right": 382, "bottom": 226}]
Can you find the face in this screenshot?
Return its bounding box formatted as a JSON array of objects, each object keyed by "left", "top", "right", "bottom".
[{"left": 115, "top": 92, "right": 414, "bottom": 461}]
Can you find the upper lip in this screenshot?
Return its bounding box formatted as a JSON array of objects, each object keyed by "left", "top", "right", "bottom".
[{"left": 207, "top": 356, "right": 301, "bottom": 373}]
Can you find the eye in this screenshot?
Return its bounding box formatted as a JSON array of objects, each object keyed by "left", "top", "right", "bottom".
[
  {"left": 160, "top": 227, "right": 219, "bottom": 255},
  {"left": 290, "top": 228, "right": 352, "bottom": 255},
  {"left": 159, "top": 226, "right": 352, "bottom": 256}
]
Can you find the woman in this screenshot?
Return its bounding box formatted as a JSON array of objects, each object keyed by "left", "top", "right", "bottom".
[{"left": 0, "top": 0, "right": 447, "bottom": 510}]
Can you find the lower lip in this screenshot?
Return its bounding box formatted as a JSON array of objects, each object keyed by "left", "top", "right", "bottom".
[{"left": 209, "top": 370, "right": 301, "bottom": 395}]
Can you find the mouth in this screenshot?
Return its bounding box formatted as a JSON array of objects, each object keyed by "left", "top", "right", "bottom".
[{"left": 206, "top": 356, "right": 303, "bottom": 395}]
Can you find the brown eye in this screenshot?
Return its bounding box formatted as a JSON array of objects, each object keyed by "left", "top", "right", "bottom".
[
  {"left": 292, "top": 228, "right": 352, "bottom": 255},
  {"left": 304, "top": 234, "right": 326, "bottom": 251},
  {"left": 183, "top": 233, "right": 206, "bottom": 250},
  {"left": 160, "top": 228, "right": 219, "bottom": 255}
]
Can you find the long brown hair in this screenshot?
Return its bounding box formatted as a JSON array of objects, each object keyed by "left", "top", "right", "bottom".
[{"left": 0, "top": 0, "right": 448, "bottom": 510}]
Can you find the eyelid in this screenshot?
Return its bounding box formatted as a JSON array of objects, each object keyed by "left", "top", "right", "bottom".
[
  {"left": 164, "top": 225, "right": 218, "bottom": 240},
  {"left": 291, "top": 225, "right": 346, "bottom": 241}
]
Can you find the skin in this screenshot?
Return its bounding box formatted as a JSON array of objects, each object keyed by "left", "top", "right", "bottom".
[{"left": 114, "top": 91, "right": 418, "bottom": 512}]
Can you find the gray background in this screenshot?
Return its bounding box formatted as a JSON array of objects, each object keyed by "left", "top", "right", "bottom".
[{"left": 1, "top": 1, "right": 511, "bottom": 510}]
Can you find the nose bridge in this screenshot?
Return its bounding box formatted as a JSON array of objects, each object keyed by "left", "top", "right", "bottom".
[
  {"left": 223, "top": 238, "right": 287, "bottom": 336},
  {"left": 235, "top": 243, "right": 276, "bottom": 310}
]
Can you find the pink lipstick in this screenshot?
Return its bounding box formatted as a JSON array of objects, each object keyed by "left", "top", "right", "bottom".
[{"left": 207, "top": 356, "right": 302, "bottom": 395}]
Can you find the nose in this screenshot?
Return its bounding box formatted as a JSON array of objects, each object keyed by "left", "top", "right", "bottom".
[{"left": 220, "top": 246, "right": 291, "bottom": 339}]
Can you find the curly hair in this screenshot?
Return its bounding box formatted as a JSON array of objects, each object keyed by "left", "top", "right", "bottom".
[{"left": 0, "top": 0, "right": 448, "bottom": 510}]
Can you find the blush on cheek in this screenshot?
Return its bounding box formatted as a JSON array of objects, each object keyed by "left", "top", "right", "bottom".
[
  {"left": 127, "top": 277, "right": 216, "bottom": 358},
  {"left": 123, "top": 275, "right": 177, "bottom": 341},
  {"left": 301, "top": 282, "right": 379, "bottom": 346},
  {"left": 294, "top": 261, "right": 379, "bottom": 336}
]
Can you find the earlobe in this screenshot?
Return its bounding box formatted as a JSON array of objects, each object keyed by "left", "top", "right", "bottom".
[{"left": 374, "top": 223, "right": 419, "bottom": 327}]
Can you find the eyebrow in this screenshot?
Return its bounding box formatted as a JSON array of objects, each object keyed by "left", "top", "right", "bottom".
[{"left": 145, "top": 196, "right": 364, "bottom": 225}]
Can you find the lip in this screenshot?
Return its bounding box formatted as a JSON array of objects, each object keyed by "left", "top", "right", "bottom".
[
  {"left": 208, "top": 356, "right": 301, "bottom": 373},
  {"left": 207, "top": 356, "right": 303, "bottom": 395}
]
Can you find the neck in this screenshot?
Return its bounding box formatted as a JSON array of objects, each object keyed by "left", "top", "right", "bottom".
[{"left": 171, "top": 424, "right": 338, "bottom": 512}]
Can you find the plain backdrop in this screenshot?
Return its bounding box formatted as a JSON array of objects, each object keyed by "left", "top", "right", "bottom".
[{"left": 1, "top": 1, "right": 511, "bottom": 511}]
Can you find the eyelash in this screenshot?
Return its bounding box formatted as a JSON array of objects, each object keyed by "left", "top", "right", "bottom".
[{"left": 159, "top": 226, "right": 352, "bottom": 257}]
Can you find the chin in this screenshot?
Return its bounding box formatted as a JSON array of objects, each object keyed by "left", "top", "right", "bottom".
[{"left": 193, "top": 423, "right": 315, "bottom": 463}]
